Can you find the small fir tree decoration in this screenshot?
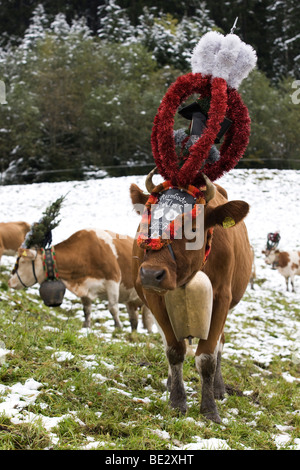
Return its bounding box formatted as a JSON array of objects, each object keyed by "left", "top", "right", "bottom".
[{"left": 23, "top": 195, "right": 65, "bottom": 249}]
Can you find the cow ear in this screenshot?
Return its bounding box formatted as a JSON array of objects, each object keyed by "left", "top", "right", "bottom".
[
  {"left": 205, "top": 201, "right": 249, "bottom": 229},
  {"left": 130, "top": 184, "right": 149, "bottom": 214},
  {"left": 17, "top": 248, "right": 36, "bottom": 259}
]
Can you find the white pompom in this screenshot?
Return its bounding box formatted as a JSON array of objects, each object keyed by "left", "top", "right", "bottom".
[
  {"left": 227, "top": 42, "right": 257, "bottom": 89},
  {"left": 191, "top": 31, "right": 257, "bottom": 88},
  {"left": 191, "top": 31, "right": 223, "bottom": 76}
]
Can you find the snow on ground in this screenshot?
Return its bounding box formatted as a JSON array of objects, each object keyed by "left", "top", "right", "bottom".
[{"left": 0, "top": 168, "right": 299, "bottom": 450}]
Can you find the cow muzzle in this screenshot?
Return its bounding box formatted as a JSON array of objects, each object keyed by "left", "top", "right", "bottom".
[
  {"left": 140, "top": 266, "right": 167, "bottom": 290},
  {"left": 8, "top": 275, "right": 21, "bottom": 289}
]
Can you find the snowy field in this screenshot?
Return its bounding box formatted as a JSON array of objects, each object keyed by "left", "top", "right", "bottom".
[
  {"left": 0, "top": 168, "right": 299, "bottom": 450},
  {"left": 1, "top": 168, "right": 299, "bottom": 294}
]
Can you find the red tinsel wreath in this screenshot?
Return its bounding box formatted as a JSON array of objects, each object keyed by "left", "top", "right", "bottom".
[
  {"left": 151, "top": 72, "right": 250, "bottom": 186},
  {"left": 195, "top": 87, "right": 250, "bottom": 185}
]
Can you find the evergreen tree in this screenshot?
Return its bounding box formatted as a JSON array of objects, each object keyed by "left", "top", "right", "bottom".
[
  {"left": 97, "top": 0, "right": 135, "bottom": 44},
  {"left": 266, "top": 0, "right": 300, "bottom": 80},
  {"left": 0, "top": 0, "right": 299, "bottom": 183},
  {"left": 98, "top": 2, "right": 216, "bottom": 70}
]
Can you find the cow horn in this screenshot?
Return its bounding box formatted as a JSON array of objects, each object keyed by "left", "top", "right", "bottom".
[
  {"left": 145, "top": 167, "right": 157, "bottom": 193},
  {"left": 202, "top": 174, "right": 216, "bottom": 202}
]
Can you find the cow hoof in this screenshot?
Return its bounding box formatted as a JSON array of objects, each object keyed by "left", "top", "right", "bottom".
[
  {"left": 214, "top": 388, "right": 225, "bottom": 400},
  {"left": 202, "top": 410, "right": 222, "bottom": 424},
  {"left": 170, "top": 402, "right": 188, "bottom": 415}
]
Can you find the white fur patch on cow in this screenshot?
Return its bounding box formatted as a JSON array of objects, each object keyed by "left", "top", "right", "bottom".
[
  {"left": 119, "top": 282, "right": 140, "bottom": 304},
  {"left": 64, "top": 277, "right": 119, "bottom": 302},
  {"left": 87, "top": 228, "right": 118, "bottom": 258}
]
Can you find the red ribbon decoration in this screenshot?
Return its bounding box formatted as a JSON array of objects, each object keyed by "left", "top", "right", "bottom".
[{"left": 151, "top": 72, "right": 250, "bottom": 185}]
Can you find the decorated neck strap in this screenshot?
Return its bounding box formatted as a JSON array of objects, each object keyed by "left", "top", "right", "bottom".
[{"left": 41, "top": 247, "right": 59, "bottom": 280}]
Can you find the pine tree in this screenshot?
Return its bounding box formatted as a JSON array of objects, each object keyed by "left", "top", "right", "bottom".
[
  {"left": 97, "top": 0, "right": 135, "bottom": 44},
  {"left": 266, "top": 0, "right": 300, "bottom": 79}
]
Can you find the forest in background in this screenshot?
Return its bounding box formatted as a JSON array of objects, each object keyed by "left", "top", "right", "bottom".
[{"left": 0, "top": 0, "right": 299, "bottom": 184}]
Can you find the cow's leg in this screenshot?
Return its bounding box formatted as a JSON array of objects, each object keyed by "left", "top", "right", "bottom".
[
  {"left": 141, "top": 305, "right": 154, "bottom": 332},
  {"left": 213, "top": 334, "right": 226, "bottom": 400},
  {"left": 291, "top": 276, "right": 295, "bottom": 292},
  {"left": 144, "top": 293, "right": 187, "bottom": 413},
  {"left": 285, "top": 276, "right": 289, "bottom": 291},
  {"left": 82, "top": 296, "right": 92, "bottom": 327},
  {"left": 166, "top": 343, "right": 187, "bottom": 414},
  {"left": 195, "top": 294, "right": 231, "bottom": 423},
  {"left": 125, "top": 301, "right": 139, "bottom": 330},
  {"left": 107, "top": 281, "right": 122, "bottom": 328},
  {"left": 195, "top": 349, "right": 220, "bottom": 422}
]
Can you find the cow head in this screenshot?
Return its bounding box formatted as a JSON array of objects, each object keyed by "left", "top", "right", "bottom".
[
  {"left": 262, "top": 248, "right": 277, "bottom": 265},
  {"left": 8, "top": 248, "right": 44, "bottom": 289},
  {"left": 130, "top": 169, "right": 249, "bottom": 294}
]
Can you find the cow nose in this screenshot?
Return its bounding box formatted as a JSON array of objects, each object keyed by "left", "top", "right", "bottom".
[{"left": 140, "top": 267, "right": 166, "bottom": 288}]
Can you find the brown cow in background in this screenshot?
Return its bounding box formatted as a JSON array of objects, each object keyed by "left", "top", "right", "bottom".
[
  {"left": 263, "top": 248, "right": 300, "bottom": 292},
  {"left": 0, "top": 222, "right": 30, "bottom": 262},
  {"left": 8, "top": 229, "right": 153, "bottom": 332},
  {"left": 130, "top": 171, "right": 252, "bottom": 423}
]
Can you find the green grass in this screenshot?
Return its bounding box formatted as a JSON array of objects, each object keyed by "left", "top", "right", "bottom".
[{"left": 0, "top": 264, "right": 299, "bottom": 450}]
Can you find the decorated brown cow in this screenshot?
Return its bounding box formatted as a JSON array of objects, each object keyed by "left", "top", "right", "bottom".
[
  {"left": 129, "top": 29, "right": 256, "bottom": 422},
  {"left": 8, "top": 228, "right": 153, "bottom": 331},
  {"left": 130, "top": 170, "right": 252, "bottom": 423}
]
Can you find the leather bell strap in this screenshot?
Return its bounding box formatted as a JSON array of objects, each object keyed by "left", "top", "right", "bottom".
[{"left": 41, "top": 247, "right": 59, "bottom": 280}]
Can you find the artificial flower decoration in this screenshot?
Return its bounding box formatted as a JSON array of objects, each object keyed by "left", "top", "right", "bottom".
[{"left": 151, "top": 30, "right": 257, "bottom": 187}]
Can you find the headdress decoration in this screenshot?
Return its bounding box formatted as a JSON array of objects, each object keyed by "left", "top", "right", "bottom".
[
  {"left": 23, "top": 195, "right": 65, "bottom": 249},
  {"left": 151, "top": 27, "right": 257, "bottom": 187},
  {"left": 13, "top": 196, "right": 66, "bottom": 306},
  {"left": 137, "top": 25, "right": 256, "bottom": 260},
  {"left": 266, "top": 231, "right": 281, "bottom": 251},
  {"left": 137, "top": 181, "right": 205, "bottom": 251}
]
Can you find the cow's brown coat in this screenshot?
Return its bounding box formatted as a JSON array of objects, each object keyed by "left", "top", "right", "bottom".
[
  {"left": 9, "top": 229, "right": 153, "bottom": 331},
  {"left": 0, "top": 221, "right": 30, "bottom": 260}
]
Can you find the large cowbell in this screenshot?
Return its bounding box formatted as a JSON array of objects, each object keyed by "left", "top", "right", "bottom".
[
  {"left": 39, "top": 279, "right": 66, "bottom": 307},
  {"left": 39, "top": 246, "right": 66, "bottom": 307},
  {"left": 150, "top": 188, "right": 196, "bottom": 239},
  {"left": 165, "top": 271, "right": 213, "bottom": 342}
]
